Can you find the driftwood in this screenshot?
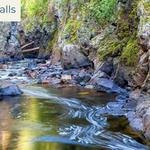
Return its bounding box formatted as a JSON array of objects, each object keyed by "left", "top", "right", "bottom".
[
  {"left": 22, "top": 47, "right": 40, "bottom": 53},
  {"left": 21, "top": 41, "right": 35, "bottom": 50}
]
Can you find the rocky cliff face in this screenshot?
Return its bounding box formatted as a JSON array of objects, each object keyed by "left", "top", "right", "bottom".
[
  {"left": 134, "top": 0, "right": 150, "bottom": 93},
  {"left": 0, "top": 22, "right": 21, "bottom": 62},
  {"left": 0, "top": 1, "right": 145, "bottom": 88},
  {"left": 128, "top": 0, "right": 150, "bottom": 140},
  {"left": 20, "top": 0, "right": 149, "bottom": 92}
]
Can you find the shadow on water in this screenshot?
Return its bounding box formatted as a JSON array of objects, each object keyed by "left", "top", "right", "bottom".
[{"left": 0, "top": 85, "right": 149, "bottom": 150}]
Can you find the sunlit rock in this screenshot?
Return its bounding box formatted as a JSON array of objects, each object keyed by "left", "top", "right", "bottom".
[{"left": 61, "top": 44, "right": 92, "bottom": 69}]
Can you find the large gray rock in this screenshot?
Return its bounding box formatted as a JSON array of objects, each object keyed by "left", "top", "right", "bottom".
[
  {"left": 97, "top": 78, "right": 126, "bottom": 94},
  {"left": 90, "top": 77, "right": 126, "bottom": 94},
  {"left": 89, "top": 57, "right": 127, "bottom": 93},
  {"left": 128, "top": 95, "right": 150, "bottom": 140},
  {"left": 113, "top": 58, "right": 129, "bottom": 87},
  {"left": 61, "top": 44, "right": 91, "bottom": 69},
  {"left": 96, "top": 57, "right": 114, "bottom": 76},
  {"left": 0, "top": 84, "right": 23, "bottom": 96}
]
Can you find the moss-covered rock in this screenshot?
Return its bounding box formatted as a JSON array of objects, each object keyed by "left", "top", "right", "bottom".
[
  {"left": 138, "top": 0, "right": 150, "bottom": 50},
  {"left": 20, "top": 0, "right": 147, "bottom": 71},
  {"left": 121, "top": 37, "right": 139, "bottom": 66},
  {"left": 96, "top": 0, "right": 139, "bottom": 66}
]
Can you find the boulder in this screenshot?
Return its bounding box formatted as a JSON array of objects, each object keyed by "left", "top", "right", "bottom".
[
  {"left": 0, "top": 84, "right": 23, "bottom": 96},
  {"left": 88, "top": 57, "right": 127, "bottom": 93},
  {"left": 96, "top": 57, "right": 114, "bottom": 76},
  {"left": 61, "top": 44, "right": 91, "bottom": 69},
  {"left": 127, "top": 95, "right": 150, "bottom": 140},
  {"left": 94, "top": 78, "right": 126, "bottom": 94},
  {"left": 74, "top": 69, "right": 91, "bottom": 84},
  {"left": 113, "top": 59, "right": 129, "bottom": 87}
]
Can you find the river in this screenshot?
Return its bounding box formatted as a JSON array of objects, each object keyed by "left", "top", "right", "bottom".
[{"left": 0, "top": 60, "right": 149, "bottom": 150}]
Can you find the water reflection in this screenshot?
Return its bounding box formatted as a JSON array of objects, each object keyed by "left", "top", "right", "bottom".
[
  {"left": 0, "top": 86, "right": 149, "bottom": 150},
  {"left": 0, "top": 102, "right": 12, "bottom": 150}
]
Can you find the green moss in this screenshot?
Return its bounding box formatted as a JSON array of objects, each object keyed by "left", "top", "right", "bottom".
[
  {"left": 121, "top": 38, "right": 138, "bottom": 66},
  {"left": 143, "top": 1, "right": 150, "bottom": 13},
  {"left": 21, "top": 0, "right": 54, "bottom": 32},
  {"left": 82, "top": 0, "right": 117, "bottom": 26},
  {"left": 119, "top": 1, "right": 139, "bottom": 66},
  {"left": 98, "top": 34, "right": 138, "bottom": 66},
  {"left": 46, "top": 29, "right": 58, "bottom": 53},
  {"left": 22, "top": 0, "right": 48, "bottom": 18},
  {"left": 64, "top": 18, "right": 81, "bottom": 43},
  {"left": 98, "top": 35, "right": 120, "bottom": 60},
  {"left": 98, "top": 33, "right": 129, "bottom": 60},
  {"left": 138, "top": 1, "right": 150, "bottom": 25},
  {"left": 24, "top": 21, "right": 33, "bottom": 32},
  {"left": 98, "top": 0, "right": 139, "bottom": 66}
]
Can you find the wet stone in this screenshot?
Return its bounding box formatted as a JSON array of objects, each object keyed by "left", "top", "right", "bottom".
[{"left": 0, "top": 83, "right": 23, "bottom": 96}]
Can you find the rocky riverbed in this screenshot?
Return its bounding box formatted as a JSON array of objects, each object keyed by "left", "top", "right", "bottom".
[
  {"left": 0, "top": 58, "right": 149, "bottom": 143},
  {"left": 0, "top": 59, "right": 150, "bottom": 150}
]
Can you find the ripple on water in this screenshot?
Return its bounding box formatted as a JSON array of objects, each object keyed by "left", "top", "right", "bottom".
[{"left": 21, "top": 85, "right": 149, "bottom": 150}]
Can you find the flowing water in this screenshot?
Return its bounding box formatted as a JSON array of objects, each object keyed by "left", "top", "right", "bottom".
[{"left": 0, "top": 60, "right": 149, "bottom": 150}]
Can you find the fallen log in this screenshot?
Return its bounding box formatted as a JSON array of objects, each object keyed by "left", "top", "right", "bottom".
[
  {"left": 22, "top": 47, "right": 40, "bottom": 53},
  {"left": 21, "top": 41, "right": 35, "bottom": 50}
]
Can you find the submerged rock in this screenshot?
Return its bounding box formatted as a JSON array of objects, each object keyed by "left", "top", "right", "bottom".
[{"left": 0, "top": 84, "right": 23, "bottom": 96}]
